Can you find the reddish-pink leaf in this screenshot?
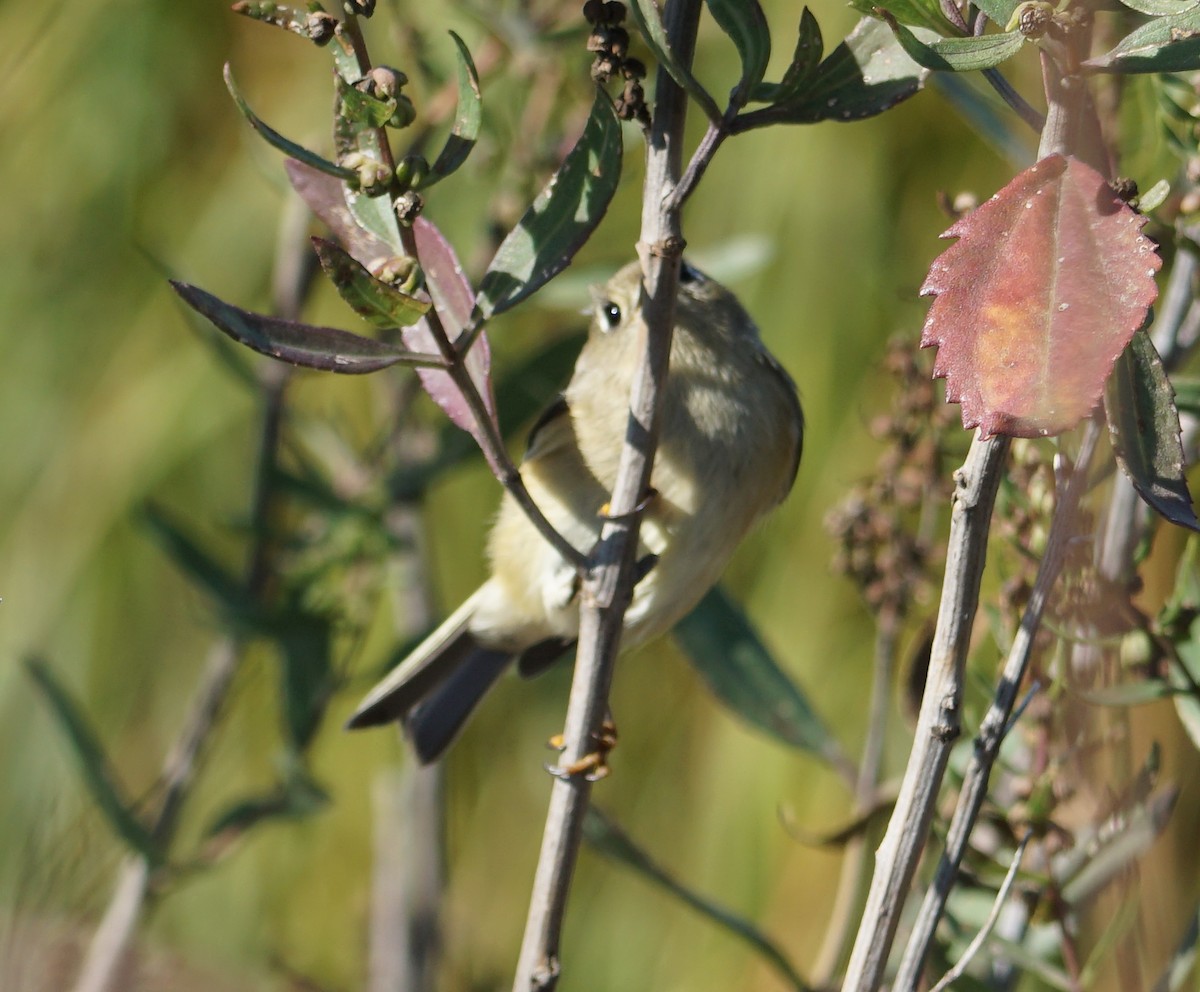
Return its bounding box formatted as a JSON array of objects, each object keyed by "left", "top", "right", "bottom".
[
  {"left": 920, "top": 154, "right": 1161, "bottom": 438},
  {"left": 284, "top": 159, "right": 499, "bottom": 464},
  {"left": 401, "top": 219, "right": 500, "bottom": 470},
  {"left": 284, "top": 158, "right": 394, "bottom": 268}
]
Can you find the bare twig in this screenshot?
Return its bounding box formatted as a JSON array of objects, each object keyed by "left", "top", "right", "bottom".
[
  {"left": 893, "top": 420, "right": 1101, "bottom": 991},
  {"left": 840, "top": 433, "right": 1010, "bottom": 992},
  {"left": 510, "top": 2, "right": 704, "bottom": 988},
  {"left": 928, "top": 833, "right": 1031, "bottom": 992},
  {"left": 70, "top": 198, "right": 309, "bottom": 992}
]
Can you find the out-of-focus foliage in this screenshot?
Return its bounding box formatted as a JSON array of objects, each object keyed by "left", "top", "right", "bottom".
[{"left": 3, "top": 2, "right": 1200, "bottom": 991}]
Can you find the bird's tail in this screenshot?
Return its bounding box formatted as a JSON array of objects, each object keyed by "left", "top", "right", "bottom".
[{"left": 345, "top": 589, "right": 514, "bottom": 761}]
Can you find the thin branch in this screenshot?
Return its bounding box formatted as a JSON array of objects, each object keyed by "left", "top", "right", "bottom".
[
  {"left": 981, "top": 68, "right": 1045, "bottom": 134},
  {"left": 840, "top": 433, "right": 1010, "bottom": 992},
  {"left": 928, "top": 833, "right": 1031, "bottom": 992},
  {"left": 892, "top": 419, "right": 1101, "bottom": 992},
  {"left": 510, "top": 2, "right": 704, "bottom": 988},
  {"left": 70, "top": 200, "right": 308, "bottom": 992}
]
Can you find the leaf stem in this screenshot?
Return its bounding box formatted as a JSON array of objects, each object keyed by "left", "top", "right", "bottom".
[
  {"left": 509, "top": 1, "right": 701, "bottom": 988},
  {"left": 396, "top": 226, "right": 588, "bottom": 571}
]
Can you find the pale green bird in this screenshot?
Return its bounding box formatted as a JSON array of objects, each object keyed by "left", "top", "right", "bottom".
[{"left": 347, "top": 261, "right": 803, "bottom": 761}]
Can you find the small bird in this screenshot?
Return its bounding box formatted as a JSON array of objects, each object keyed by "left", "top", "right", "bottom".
[{"left": 347, "top": 260, "right": 803, "bottom": 762}]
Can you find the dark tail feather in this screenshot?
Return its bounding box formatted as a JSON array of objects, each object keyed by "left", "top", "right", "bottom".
[{"left": 404, "top": 648, "right": 512, "bottom": 763}]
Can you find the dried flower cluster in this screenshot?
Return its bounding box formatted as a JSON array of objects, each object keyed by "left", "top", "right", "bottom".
[
  {"left": 826, "top": 335, "right": 960, "bottom": 616},
  {"left": 583, "top": 1, "right": 650, "bottom": 126}
]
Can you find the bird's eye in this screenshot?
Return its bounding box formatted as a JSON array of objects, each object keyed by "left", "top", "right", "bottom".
[
  {"left": 598, "top": 301, "right": 622, "bottom": 331},
  {"left": 680, "top": 261, "right": 704, "bottom": 284}
]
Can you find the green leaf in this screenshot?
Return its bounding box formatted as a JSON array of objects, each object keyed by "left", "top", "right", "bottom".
[
  {"left": 426, "top": 32, "right": 482, "bottom": 184},
  {"left": 1177, "top": 374, "right": 1200, "bottom": 416},
  {"left": 851, "top": 0, "right": 956, "bottom": 33},
  {"left": 706, "top": 0, "right": 771, "bottom": 101},
  {"left": 1119, "top": 0, "right": 1199, "bottom": 16},
  {"left": 971, "top": 0, "right": 1021, "bottom": 29},
  {"left": 225, "top": 64, "right": 355, "bottom": 182},
  {"left": 880, "top": 13, "right": 1025, "bottom": 72},
  {"left": 1085, "top": 8, "right": 1200, "bottom": 72},
  {"left": 312, "top": 238, "right": 430, "bottom": 328},
  {"left": 734, "top": 17, "right": 926, "bottom": 129},
  {"left": 584, "top": 808, "right": 808, "bottom": 991},
  {"left": 338, "top": 83, "right": 398, "bottom": 130},
  {"left": 673, "top": 586, "right": 840, "bottom": 762},
  {"left": 25, "top": 658, "right": 162, "bottom": 864},
  {"left": 1105, "top": 332, "right": 1200, "bottom": 531},
  {"left": 751, "top": 7, "right": 823, "bottom": 104},
  {"left": 472, "top": 89, "right": 623, "bottom": 321},
  {"left": 268, "top": 611, "right": 335, "bottom": 749},
  {"left": 170, "top": 281, "right": 443, "bottom": 374},
  {"left": 206, "top": 766, "right": 330, "bottom": 839},
  {"left": 140, "top": 503, "right": 248, "bottom": 617},
  {"left": 628, "top": 0, "right": 723, "bottom": 122},
  {"left": 332, "top": 76, "right": 405, "bottom": 253}
]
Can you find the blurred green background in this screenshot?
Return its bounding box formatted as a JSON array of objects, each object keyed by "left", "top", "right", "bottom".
[{"left": 2, "top": 1, "right": 1195, "bottom": 990}]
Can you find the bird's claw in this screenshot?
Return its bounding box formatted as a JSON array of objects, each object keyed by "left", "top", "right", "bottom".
[{"left": 544, "top": 719, "right": 618, "bottom": 781}]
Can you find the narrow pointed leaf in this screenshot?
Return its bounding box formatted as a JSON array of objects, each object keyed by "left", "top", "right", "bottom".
[
  {"left": 851, "top": 0, "right": 956, "bottom": 32},
  {"left": 781, "top": 9, "right": 824, "bottom": 97},
  {"left": 140, "top": 503, "right": 247, "bottom": 615},
  {"left": 751, "top": 8, "right": 824, "bottom": 103},
  {"left": 312, "top": 237, "right": 430, "bottom": 328},
  {"left": 734, "top": 17, "right": 926, "bottom": 128},
  {"left": 584, "top": 808, "right": 808, "bottom": 992},
  {"left": 284, "top": 158, "right": 395, "bottom": 267},
  {"left": 921, "top": 154, "right": 1162, "bottom": 437},
  {"left": 225, "top": 64, "right": 355, "bottom": 181},
  {"left": 269, "top": 611, "right": 335, "bottom": 749},
  {"left": 473, "top": 90, "right": 623, "bottom": 322},
  {"left": 1085, "top": 8, "right": 1200, "bottom": 72},
  {"left": 706, "top": 0, "right": 771, "bottom": 99},
  {"left": 207, "top": 775, "right": 330, "bottom": 840},
  {"left": 881, "top": 13, "right": 1025, "bottom": 71},
  {"left": 427, "top": 32, "right": 482, "bottom": 184},
  {"left": 25, "top": 658, "right": 162, "bottom": 864},
  {"left": 674, "top": 585, "right": 840, "bottom": 762},
  {"left": 171, "top": 281, "right": 442, "bottom": 373},
  {"left": 403, "top": 219, "right": 501, "bottom": 469},
  {"left": 1106, "top": 332, "right": 1200, "bottom": 529},
  {"left": 628, "top": 0, "right": 723, "bottom": 122}
]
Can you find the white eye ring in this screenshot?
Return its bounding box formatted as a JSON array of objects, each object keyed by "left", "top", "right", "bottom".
[{"left": 598, "top": 301, "right": 622, "bottom": 331}]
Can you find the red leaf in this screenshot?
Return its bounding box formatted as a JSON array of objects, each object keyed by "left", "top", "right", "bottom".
[
  {"left": 283, "top": 158, "right": 394, "bottom": 268},
  {"left": 401, "top": 219, "right": 500, "bottom": 469},
  {"left": 920, "top": 155, "right": 1161, "bottom": 438}
]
